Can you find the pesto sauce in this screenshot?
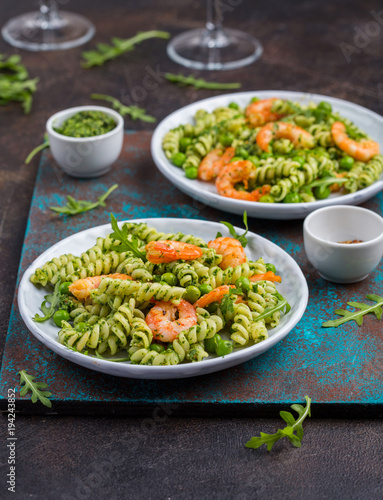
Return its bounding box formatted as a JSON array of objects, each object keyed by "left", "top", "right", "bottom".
[{"left": 54, "top": 111, "right": 117, "bottom": 138}]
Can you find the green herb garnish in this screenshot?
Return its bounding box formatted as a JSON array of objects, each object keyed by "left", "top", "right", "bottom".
[
  {"left": 221, "top": 287, "right": 243, "bottom": 316},
  {"left": 91, "top": 94, "right": 156, "bottom": 123},
  {"left": 19, "top": 370, "right": 52, "bottom": 408},
  {"left": 0, "top": 53, "right": 38, "bottom": 113},
  {"left": 82, "top": 30, "right": 170, "bottom": 68},
  {"left": 164, "top": 73, "right": 241, "bottom": 90},
  {"left": 246, "top": 396, "right": 311, "bottom": 451},
  {"left": 322, "top": 294, "right": 383, "bottom": 327},
  {"left": 110, "top": 213, "right": 147, "bottom": 261},
  {"left": 25, "top": 133, "right": 50, "bottom": 164},
  {"left": 53, "top": 110, "right": 117, "bottom": 137},
  {"left": 304, "top": 177, "right": 348, "bottom": 190},
  {"left": 253, "top": 292, "right": 291, "bottom": 322},
  {"left": 33, "top": 280, "right": 62, "bottom": 322},
  {"left": 216, "top": 211, "right": 249, "bottom": 248},
  {"left": 50, "top": 184, "right": 118, "bottom": 216}
]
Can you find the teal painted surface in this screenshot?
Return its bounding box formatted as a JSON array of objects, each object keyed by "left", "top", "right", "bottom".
[{"left": 1, "top": 131, "right": 382, "bottom": 411}]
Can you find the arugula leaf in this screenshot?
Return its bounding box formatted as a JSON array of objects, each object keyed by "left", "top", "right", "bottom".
[
  {"left": 164, "top": 73, "right": 241, "bottom": 90},
  {"left": 0, "top": 53, "right": 38, "bottom": 113},
  {"left": 304, "top": 177, "right": 348, "bottom": 190},
  {"left": 25, "top": 133, "right": 50, "bottom": 164},
  {"left": 33, "top": 280, "right": 62, "bottom": 322},
  {"left": 81, "top": 30, "right": 170, "bottom": 68},
  {"left": 246, "top": 396, "right": 311, "bottom": 451},
  {"left": 322, "top": 294, "right": 383, "bottom": 327},
  {"left": 50, "top": 184, "right": 118, "bottom": 216},
  {"left": 216, "top": 211, "right": 249, "bottom": 248},
  {"left": 19, "top": 370, "right": 52, "bottom": 408},
  {"left": 110, "top": 213, "right": 147, "bottom": 261},
  {"left": 91, "top": 94, "right": 156, "bottom": 123},
  {"left": 95, "top": 351, "right": 130, "bottom": 362},
  {"left": 252, "top": 292, "right": 291, "bottom": 322},
  {"left": 221, "top": 288, "right": 243, "bottom": 316}
]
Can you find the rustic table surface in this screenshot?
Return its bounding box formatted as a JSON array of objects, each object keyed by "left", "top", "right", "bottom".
[{"left": 1, "top": 0, "right": 383, "bottom": 499}]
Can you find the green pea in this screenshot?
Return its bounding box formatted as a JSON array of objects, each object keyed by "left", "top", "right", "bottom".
[
  {"left": 235, "top": 277, "right": 251, "bottom": 292},
  {"left": 161, "top": 272, "right": 177, "bottom": 286},
  {"left": 283, "top": 192, "right": 302, "bottom": 203},
  {"left": 171, "top": 152, "right": 186, "bottom": 167},
  {"left": 248, "top": 155, "right": 259, "bottom": 165},
  {"left": 265, "top": 263, "right": 276, "bottom": 273},
  {"left": 183, "top": 285, "right": 201, "bottom": 304},
  {"left": 218, "top": 133, "right": 234, "bottom": 147},
  {"left": 53, "top": 309, "right": 69, "bottom": 327},
  {"left": 204, "top": 335, "right": 219, "bottom": 353},
  {"left": 199, "top": 284, "right": 213, "bottom": 296},
  {"left": 314, "top": 184, "right": 331, "bottom": 199},
  {"left": 317, "top": 101, "right": 332, "bottom": 114},
  {"left": 313, "top": 108, "right": 326, "bottom": 122},
  {"left": 292, "top": 156, "right": 305, "bottom": 167},
  {"left": 230, "top": 156, "right": 243, "bottom": 163},
  {"left": 235, "top": 147, "right": 249, "bottom": 159},
  {"left": 59, "top": 282, "right": 72, "bottom": 295},
  {"left": 259, "top": 194, "right": 275, "bottom": 203},
  {"left": 185, "top": 167, "right": 198, "bottom": 179},
  {"left": 260, "top": 152, "right": 273, "bottom": 159},
  {"left": 228, "top": 102, "right": 240, "bottom": 110},
  {"left": 340, "top": 155, "right": 355, "bottom": 170},
  {"left": 179, "top": 137, "right": 192, "bottom": 152},
  {"left": 206, "top": 301, "right": 219, "bottom": 313},
  {"left": 216, "top": 339, "right": 233, "bottom": 357},
  {"left": 251, "top": 97, "right": 259, "bottom": 103},
  {"left": 75, "top": 322, "right": 88, "bottom": 332},
  {"left": 150, "top": 343, "right": 165, "bottom": 353},
  {"left": 159, "top": 281, "right": 169, "bottom": 286}
]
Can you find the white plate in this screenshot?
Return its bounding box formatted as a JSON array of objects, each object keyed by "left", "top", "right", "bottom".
[
  {"left": 18, "top": 218, "right": 308, "bottom": 379},
  {"left": 151, "top": 91, "right": 383, "bottom": 220}
]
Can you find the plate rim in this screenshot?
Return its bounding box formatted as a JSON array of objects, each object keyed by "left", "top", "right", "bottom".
[
  {"left": 18, "top": 217, "right": 309, "bottom": 379},
  {"left": 151, "top": 90, "right": 383, "bottom": 219}
]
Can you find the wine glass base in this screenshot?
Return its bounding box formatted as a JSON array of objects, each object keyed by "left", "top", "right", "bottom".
[
  {"left": 2, "top": 11, "right": 95, "bottom": 51},
  {"left": 167, "top": 28, "right": 262, "bottom": 70}
]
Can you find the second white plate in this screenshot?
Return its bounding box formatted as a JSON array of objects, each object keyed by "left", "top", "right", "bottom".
[{"left": 151, "top": 91, "right": 383, "bottom": 220}]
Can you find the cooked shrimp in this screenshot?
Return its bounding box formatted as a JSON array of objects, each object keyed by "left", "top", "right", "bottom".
[
  {"left": 69, "top": 273, "right": 131, "bottom": 300},
  {"left": 215, "top": 160, "right": 259, "bottom": 201},
  {"left": 194, "top": 285, "right": 235, "bottom": 309},
  {"left": 145, "top": 240, "right": 203, "bottom": 264},
  {"left": 208, "top": 237, "right": 247, "bottom": 270},
  {"left": 145, "top": 299, "right": 197, "bottom": 342},
  {"left": 256, "top": 121, "right": 315, "bottom": 152},
  {"left": 198, "top": 147, "right": 235, "bottom": 181},
  {"left": 331, "top": 121, "right": 380, "bottom": 162},
  {"left": 246, "top": 98, "right": 285, "bottom": 127},
  {"left": 250, "top": 271, "right": 282, "bottom": 283}
]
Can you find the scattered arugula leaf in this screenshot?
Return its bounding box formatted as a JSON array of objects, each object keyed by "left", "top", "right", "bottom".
[
  {"left": 164, "top": 73, "right": 241, "bottom": 90},
  {"left": 0, "top": 53, "right": 38, "bottom": 113},
  {"left": 253, "top": 292, "right": 291, "bottom": 322},
  {"left": 81, "top": 30, "right": 170, "bottom": 68},
  {"left": 33, "top": 280, "right": 62, "bottom": 322},
  {"left": 322, "top": 294, "right": 383, "bottom": 327},
  {"left": 91, "top": 93, "right": 156, "bottom": 122},
  {"left": 304, "top": 177, "right": 348, "bottom": 190},
  {"left": 110, "top": 213, "right": 147, "bottom": 261},
  {"left": 246, "top": 396, "right": 311, "bottom": 451},
  {"left": 216, "top": 211, "right": 249, "bottom": 248},
  {"left": 221, "top": 287, "right": 243, "bottom": 316},
  {"left": 50, "top": 184, "right": 118, "bottom": 216},
  {"left": 95, "top": 351, "right": 130, "bottom": 362},
  {"left": 19, "top": 370, "right": 52, "bottom": 408},
  {"left": 25, "top": 133, "right": 50, "bottom": 164}
]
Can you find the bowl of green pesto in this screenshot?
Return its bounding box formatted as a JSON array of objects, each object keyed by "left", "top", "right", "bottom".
[{"left": 46, "top": 106, "right": 124, "bottom": 177}]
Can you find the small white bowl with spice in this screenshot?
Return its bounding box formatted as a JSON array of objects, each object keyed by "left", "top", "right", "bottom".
[
  {"left": 303, "top": 205, "right": 383, "bottom": 283},
  {"left": 46, "top": 105, "right": 124, "bottom": 178}
]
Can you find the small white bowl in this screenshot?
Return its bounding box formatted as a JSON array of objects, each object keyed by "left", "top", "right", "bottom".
[
  {"left": 46, "top": 105, "right": 124, "bottom": 178},
  {"left": 303, "top": 205, "right": 383, "bottom": 283}
]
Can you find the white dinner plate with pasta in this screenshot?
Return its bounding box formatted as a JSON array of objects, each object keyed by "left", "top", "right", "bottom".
[
  {"left": 18, "top": 218, "right": 308, "bottom": 379},
  {"left": 151, "top": 91, "right": 383, "bottom": 219}
]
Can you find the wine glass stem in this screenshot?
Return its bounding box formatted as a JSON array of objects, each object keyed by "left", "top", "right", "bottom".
[
  {"left": 38, "top": 0, "right": 62, "bottom": 29},
  {"left": 206, "top": 0, "right": 223, "bottom": 32}
]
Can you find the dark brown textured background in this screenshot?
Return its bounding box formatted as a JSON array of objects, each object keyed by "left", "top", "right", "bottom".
[{"left": 1, "top": 0, "right": 383, "bottom": 498}]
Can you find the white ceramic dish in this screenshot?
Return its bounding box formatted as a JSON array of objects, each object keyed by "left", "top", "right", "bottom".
[
  {"left": 18, "top": 218, "right": 308, "bottom": 380},
  {"left": 151, "top": 91, "right": 383, "bottom": 220},
  {"left": 46, "top": 105, "right": 124, "bottom": 178},
  {"left": 303, "top": 205, "right": 383, "bottom": 283}
]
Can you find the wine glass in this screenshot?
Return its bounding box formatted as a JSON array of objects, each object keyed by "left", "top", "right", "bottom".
[
  {"left": 167, "top": 0, "right": 262, "bottom": 70},
  {"left": 2, "top": 1, "right": 95, "bottom": 51}
]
